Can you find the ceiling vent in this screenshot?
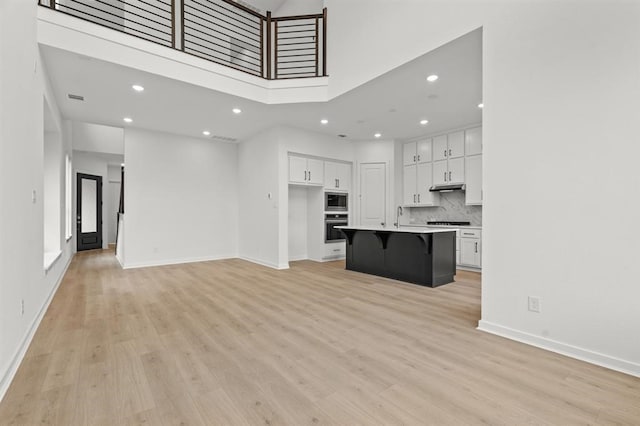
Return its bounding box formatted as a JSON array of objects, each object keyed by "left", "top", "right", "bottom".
[
  {"left": 67, "top": 94, "right": 85, "bottom": 101},
  {"left": 211, "top": 135, "right": 237, "bottom": 143}
]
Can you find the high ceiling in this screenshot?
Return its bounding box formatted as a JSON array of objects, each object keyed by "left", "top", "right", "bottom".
[{"left": 40, "top": 28, "right": 481, "bottom": 143}]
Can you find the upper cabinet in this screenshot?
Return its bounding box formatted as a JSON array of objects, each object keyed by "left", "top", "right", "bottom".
[
  {"left": 465, "top": 155, "right": 482, "bottom": 205},
  {"left": 289, "top": 156, "right": 323, "bottom": 185},
  {"left": 403, "top": 139, "right": 432, "bottom": 166},
  {"left": 433, "top": 131, "right": 464, "bottom": 161},
  {"left": 324, "top": 161, "right": 351, "bottom": 191},
  {"left": 465, "top": 127, "right": 482, "bottom": 156}
]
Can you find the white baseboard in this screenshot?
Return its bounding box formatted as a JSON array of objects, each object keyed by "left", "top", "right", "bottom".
[
  {"left": 122, "top": 254, "right": 235, "bottom": 269},
  {"left": 238, "top": 256, "right": 289, "bottom": 270},
  {"left": 0, "top": 253, "right": 73, "bottom": 402},
  {"left": 288, "top": 254, "right": 308, "bottom": 262},
  {"left": 477, "top": 320, "right": 640, "bottom": 378}
]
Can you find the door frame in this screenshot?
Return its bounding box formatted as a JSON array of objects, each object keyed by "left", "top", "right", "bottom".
[{"left": 76, "top": 172, "right": 103, "bottom": 251}]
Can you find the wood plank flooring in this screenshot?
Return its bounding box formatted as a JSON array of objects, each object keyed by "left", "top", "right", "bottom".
[{"left": 0, "top": 249, "right": 638, "bottom": 425}]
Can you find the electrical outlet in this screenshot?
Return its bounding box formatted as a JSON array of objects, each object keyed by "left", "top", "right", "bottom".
[{"left": 528, "top": 296, "right": 541, "bottom": 313}]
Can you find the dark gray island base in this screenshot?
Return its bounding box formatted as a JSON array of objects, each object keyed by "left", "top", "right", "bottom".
[{"left": 338, "top": 227, "right": 456, "bottom": 287}]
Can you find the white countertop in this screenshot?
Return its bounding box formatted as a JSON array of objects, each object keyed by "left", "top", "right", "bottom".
[
  {"left": 408, "top": 224, "right": 483, "bottom": 230},
  {"left": 336, "top": 226, "right": 456, "bottom": 234}
]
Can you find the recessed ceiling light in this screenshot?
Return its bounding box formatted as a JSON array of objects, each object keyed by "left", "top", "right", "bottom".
[
  {"left": 374, "top": 133, "right": 382, "bottom": 138},
  {"left": 123, "top": 117, "right": 133, "bottom": 123},
  {"left": 202, "top": 130, "right": 211, "bottom": 136},
  {"left": 120, "top": 163, "right": 125, "bottom": 167},
  {"left": 132, "top": 85, "right": 144, "bottom": 92},
  {"left": 232, "top": 108, "right": 242, "bottom": 114},
  {"left": 478, "top": 103, "right": 484, "bottom": 109},
  {"left": 420, "top": 119, "right": 429, "bottom": 125},
  {"left": 426, "top": 74, "right": 439, "bottom": 82},
  {"left": 320, "top": 119, "right": 328, "bottom": 125}
]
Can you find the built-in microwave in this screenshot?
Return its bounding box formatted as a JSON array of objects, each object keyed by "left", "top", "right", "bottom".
[{"left": 325, "top": 192, "right": 348, "bottom": 211}]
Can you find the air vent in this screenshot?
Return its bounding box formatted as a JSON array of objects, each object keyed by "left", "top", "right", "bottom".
[
  {"left": 68, "top": 94, "right": 84, "bottom": 101},
  {"left": 211, "top": 135, "right": 237, "bottom": 143}
]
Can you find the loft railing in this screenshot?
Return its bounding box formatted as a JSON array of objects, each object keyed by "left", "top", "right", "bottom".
[{"left": 38, "top": 0, "right": 327, "bottom": 79}]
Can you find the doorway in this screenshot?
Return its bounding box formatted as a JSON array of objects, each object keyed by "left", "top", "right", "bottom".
[
  {"left": 76, "top": 173, "right": 103, "bottom": 251},
  {"left": 359, "top": 162, "right": 387, "bottom": 227}
]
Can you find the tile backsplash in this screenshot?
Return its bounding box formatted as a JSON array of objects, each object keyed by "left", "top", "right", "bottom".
[{"left": 408, "top": 191, "right": 482, "bottom": 226}]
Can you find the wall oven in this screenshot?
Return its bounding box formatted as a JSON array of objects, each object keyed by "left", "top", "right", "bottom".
[
  {"left": 325, "top": 192, "right": 348, "bottom": 211},
  {"left": 325, "top": 214, "right": 348, "bottom": 243}
]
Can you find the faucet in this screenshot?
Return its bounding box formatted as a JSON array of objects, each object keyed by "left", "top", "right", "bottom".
[{"left": 394, "top": 206, "right": 403, "bottom": 228}]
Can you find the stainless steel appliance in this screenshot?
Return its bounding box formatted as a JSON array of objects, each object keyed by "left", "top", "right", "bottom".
[
  {"left": 325, "top": 214, "right": 348, "bottom": 242},
  {"left": 325, "top": 192, "right": 348, "bottom": 211}
]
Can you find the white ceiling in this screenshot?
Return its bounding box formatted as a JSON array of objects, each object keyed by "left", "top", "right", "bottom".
[{"left": 40, "top": 28, "right": 481, "bottom": 143}]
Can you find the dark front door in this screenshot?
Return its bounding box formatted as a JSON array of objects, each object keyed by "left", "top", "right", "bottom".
[{"left": 77, "top": 173, "right": 103, "bottom": 251}]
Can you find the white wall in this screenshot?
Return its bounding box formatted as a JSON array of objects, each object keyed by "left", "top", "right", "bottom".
[
  {"left": 123, "top": 128, "right": 238, "bottom": 268},
  {"left": 72, "top": 121, "right": 124, "bottom": 155},
  {"left": 327, "top": 0, "right": 640, "bottom": 375},
  {"left": 275, "top": 0, "right": 324, "bottom": 16},
  {"left": 0, "top": 0, "right": 74, "bottom": 400},
  {"left": 43, "top": 129, "right": 62, "bottom": 253},
  {"left": 237, "top": 127, "right": 281, "bottom": 268}
]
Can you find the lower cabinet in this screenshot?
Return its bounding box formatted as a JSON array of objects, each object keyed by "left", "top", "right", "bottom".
[
  {"left": 459, "top": 229, "right": 481, "bottom": 268},
  {"left": 323, "top": 242, "right": 346, "bottom": 260}
]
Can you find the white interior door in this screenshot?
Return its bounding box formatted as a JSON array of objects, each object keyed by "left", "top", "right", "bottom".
[{"left": 359, "top": 162, "right": 386, "bottom": 227}]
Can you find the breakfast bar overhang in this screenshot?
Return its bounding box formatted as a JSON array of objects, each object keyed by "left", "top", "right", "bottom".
[{"left": 337, "top": 227, "right": 457, "bottom": 287}]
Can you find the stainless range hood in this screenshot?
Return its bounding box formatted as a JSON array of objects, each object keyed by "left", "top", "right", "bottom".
[{"left": 429, "top": 183, "right": 466, "bottom": 192}]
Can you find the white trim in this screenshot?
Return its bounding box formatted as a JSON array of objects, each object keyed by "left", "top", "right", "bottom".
[
  {"left": 43, "top": 250, "right": 62, "bottom": 272},
  {"left": 477, "top": 320, "right": 640, "bottom": 378},
  {"left": 122, "top": 254, "right": 236, "bottom": 270},
  {"left": 238, "top": 256, "right": 289, "bottom": 270},
  {"left": 288, "top": 254, "right": 308, "bottom": 262},
  {"left": 0, "top": 254, "right": 73, "bottom": 402}
]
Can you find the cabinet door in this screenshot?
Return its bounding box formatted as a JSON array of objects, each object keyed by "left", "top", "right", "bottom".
[
  {"left": 335, "top": 163, "right": 351, "bottom": 191},
  {"left": 416, "top": 138, "right": 432, "bottom": 163},
  {"left": 416, "top": 162, "right": 438, "bottom": 205},
  {"left": 465, "top": 155, "right": 482, "bottom": 205},
  {"left": 465, "top": 127, "right": 482, "bottom": 156},
  {"left": 289, "top": 156, "right": 308, "bottom": 183},
  {"left": 306, "top": 158, "right": 324, "bottom": 185},
  {"left": 448, "top": 157, "right": 465, "bottom": 183},
  {"left": 403, "top": 164, "right": 417, "bottom": 205},
  {"left": 403, "top": 141, "right": 417, "bottom": 165},
  {"left": 460, "top": 238, "right": 481, "bottom": 267},
  {"left": 433, "top": 135, "right": 448, "bottom": 161},
  {"left": 448, "top": 131, "right": 465, "bottom": 158},
  {"left": 324, "top": 161, "right": 338, "bottom": 189},
  {"left": 433, "top": 160, "right": 448, "bottom": 185}
]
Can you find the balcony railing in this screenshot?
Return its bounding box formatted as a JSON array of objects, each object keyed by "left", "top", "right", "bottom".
[{"left": 38, "top": 0, "right": 327, "bottom": 79}]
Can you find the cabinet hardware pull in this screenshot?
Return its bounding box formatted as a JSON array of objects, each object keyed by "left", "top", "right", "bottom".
[
  {"left": 417, "top": 155, "right": 420, "bottom": 161},
  {"left": 463, "top": 232, "right": 473, "bottom": 235},
  {"left": 449, "top": 148, "right": 452, "bottom": 156},
  {"left": 335, "top": 178, "right": 338, "bottom": 187},
  {"left": 414, "top": 155, "right": 416, "bottom": 162},
  {"left": 444, "top": 172, "right": 447, "bottom": 181},
  {"left": 475, "top": 242, "right": 478, "bottom": 253},
  {"left": 417, "top": 194, "right": 420, "bottom": 203},
  {"left": 309, "top": 170, "right": 311, "bottom": 180},
  {"left": 444, "top": 149, "right": 447, "bottom": 157},
  {"left": 449, "top": 171, "right": 452, "bottom": 181},
  {"left": 413, "top": 194, "right": 416, "bottom": 203},
  {"left": 304, "top": 170, "right": 307, "bottom": 181}
]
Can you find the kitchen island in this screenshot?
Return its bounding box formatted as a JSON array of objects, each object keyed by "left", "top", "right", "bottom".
[{"left": 336, "top": 226, "right": 456, "bottom": 287}]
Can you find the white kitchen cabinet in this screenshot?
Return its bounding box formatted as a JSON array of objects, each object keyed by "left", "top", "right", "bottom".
[
  {"left": 465, "top": 155, "right": 482, "bottom": 205},
  {"left": 289, "top": 156, "right": 323, "bottom": 185},
  {"left": 465, "top": 126, "right": 482, "bottom": 156},
  {"left": 459, "top": 229, "right": 481, "bottom": 268},
  {"left": 433, "top": 157, "right": 464, "bottom": 185},
  {"left": 324, "top": 161, "right": 350, "bottom": 191},
  {"left": 403, "top": 163, "right": 438, "bottom": 206},
  {"left": 433, "top": 131, "right": 464, "bottom": 161},
  {"left": 403, "top": 139, "right": 432, "bottom": 166}
]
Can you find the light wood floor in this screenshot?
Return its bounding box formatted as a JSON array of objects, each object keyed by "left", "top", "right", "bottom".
[{"left": 1, "top": 250, "right": 638, "bottom": 425}]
